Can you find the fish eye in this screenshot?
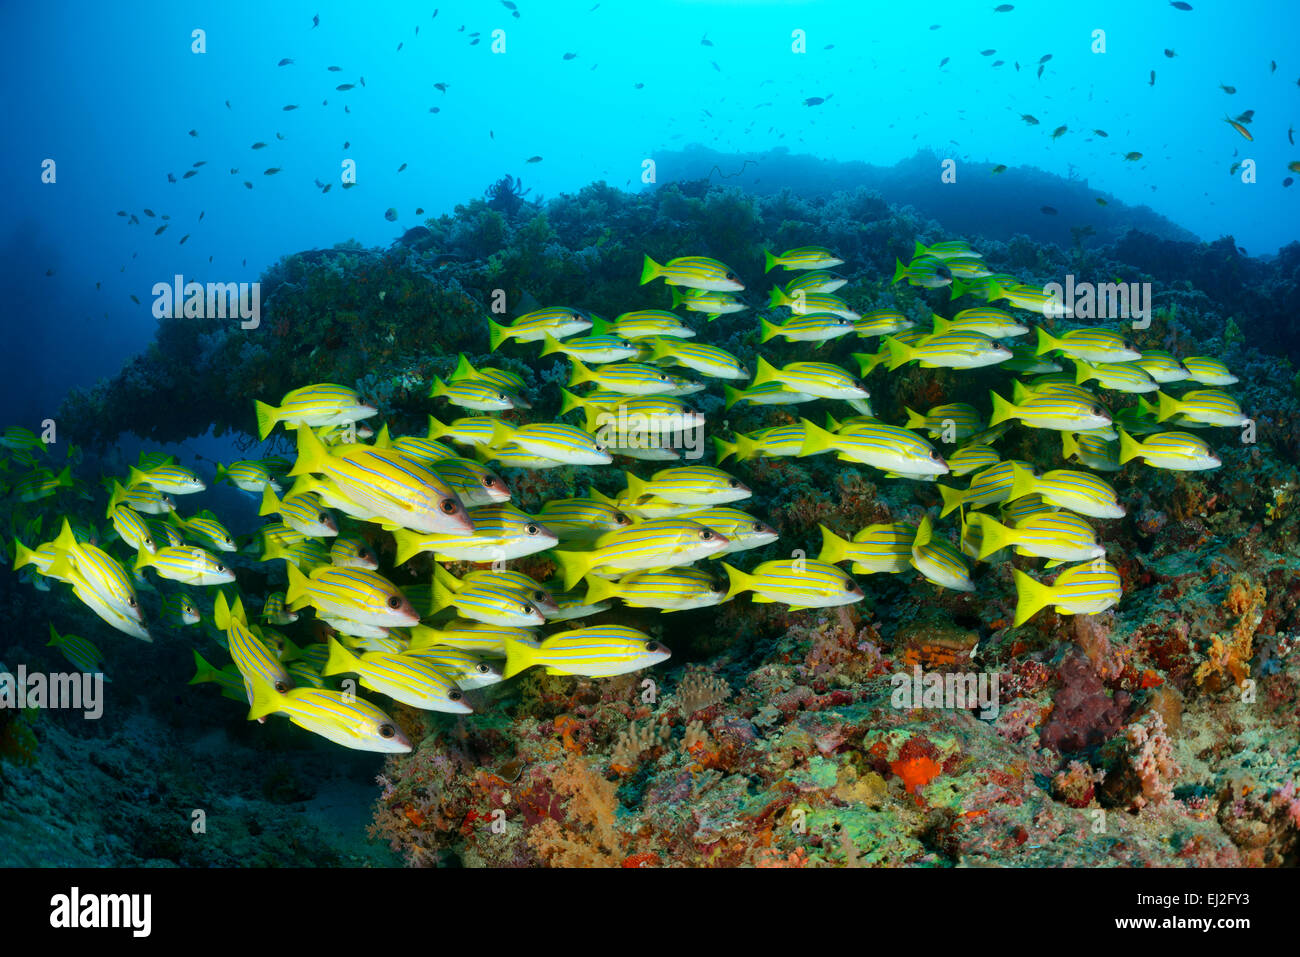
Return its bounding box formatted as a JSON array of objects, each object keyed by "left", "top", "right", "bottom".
[
  {"left": 449, "top": 689, "right": 465, "bottom": 702},
  {"left": 843, "top": 579, "right": 855, "bottom": 591},
  {"left": 614, "top": 512, "right": 631, "bottom": 525},
  {"left": 521, "top": 602, "right": 532, "bottom": 613},
  {"left": 727, "top": 478, "right": 740, "bottom": 488},
  {"left": 929, "top": 450, "right": 940, "bottom": 460},
  {"left": 439, "top": 499, "right": 458, "bottom": 514},
  {"left": 319, "top": 512, "right": 329, "bottom": 522},
  {"left": 1123, "top": 341, "right": 1134, "bottom": 351},
  {"left": 129, "top": 597, "right": 138, "bottom": 607},
  {"left": 476, "top": 663, "right": 490, "bottom": 674},
  {"left": 699, "top": 529, "right": 714, "bottom": 540},
  {"left": 387, "top": 596, "right": 402, "bottom": 609},
  {"left": 622, "top": 340, "right": 633, "bottom": 348},
  {"left": 481, "top": 476, "right": 493, "bottom": 486},
  {"left": 144, "top": 537, "right": 154, "bottom": 548},
  {"left": 379, "top": 723, "right": 396, "bottom": 738},
  {"left": 751, "top": 522, "right": 763, "bottom": 532},
  {"left": 1090, "top": 406, "right": 1102, "bottom": 416},
  {"left": 596, "top": 445, "right": 607, "bottom": 453},
  {"left": 216, "top": 564, "right": 226, "bottom": 573},
  {"left": 275, "top": 681, "right": 290, "bottom": 693},
  {"left": 725, "top": 272, "right": 736, "bottom": 280},
  {"left": 645, "top": 641, "right": 661, "bottom": 652},
  {"left": 526, "top": 523, "right": 539, "bottom": 535}
]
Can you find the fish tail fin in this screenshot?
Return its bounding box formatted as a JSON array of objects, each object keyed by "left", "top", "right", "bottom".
[
  {"left": 1074, "top": 359, "right": 1094, "bottom": 385},
  {"left": 551, "top": 548, "right": 593, "bottom": 592},
  {"left": 429, "top": 376, "right": 450, "bottom": 399},
  {"left": 451, "top": 352, "right": 476, "bottom": 382},
  {"left": 107, "top": 480, "right": 128, "bottom": 514},
  {"left": 670, "top": 286, "right": 685, "bottom": 309},
  {"left": 502, "top": 637, "right": 539, "bottom": 679},
  {"left": 763, "top": 249, "right": 778, "bottom": 273},
  {"left": 12, "top": 539, "right": 35, "bottom": 571},
  {"left": 284, "top": 562, "right": 310, "bottom": 609},
  {"left": 768, "top": 287, "right": 788, "bottom": 309},
  {"left": 486, "top": 317, "right": 508, "bottom": 352},
  {"left": 1062, "top": 432, "right": 1079, "bottom": 460},
  {"left": 539, "top": 333, "right": 564, "bottom": 358},
  {"left": 621, "top": 471, "right": 649, "bottom": 502},
  {"left": 1034, "top": 325, "right": 1060, "bottom": 356},
  {"left": 937, "top": 484, "right": 965, "bottom": 518},
  {"left": 1008, "top": 463, "right": 1035, "bottom": 502},
  {"left": 639, "top": 254, "right": 661, "bottom": 285},
  {"left": 127, "top": 466, "right": 149, "bottom": 489},
  {"left": 46, "top": 623, "right": 61, "bottom": 647},
  {"left": 588, "top": 314, "right": 610, "bottom": 336},
  {"left": 254, "top": 400, "right": 280, "bottom": 441},
  {"left": 712, "top": 436, "right": 738, "bottom": 464},
  {"left": 734, "top": 434, "right": 759, "bottom": 462},
  {"left": 988, "top": 391, "right": 1016, "bottom": 427},
  {"left": 188, "top": 649, "right": 220, "bottom": 685},
  {"left": 797, "top": 419, "right": 838, "bottom": 457},
  {"left": 321, "top": 636, "right": 356, "bottom": 677},
  {"left": 258, "top": 485, "right": 281, "bottom": 517},
  {"left": 426, "top": 415, "right": 450, "bottom": 440},
  {"left": 930, "top": 313, "right": 951, "bottom": 334},
  {"left": 134, "top": 549, "right": 155, "bottom": 572},
  {"left": 758, "top": 316, "right": 778, "bottom": 343},
  {"left": 913, "top": 515, "right": 933, "bottom": 550},
  {"left": 390, "top": 528, "right": 424, "bottom": 566},
  {"left": 212, "top": 590, "right": 232, "bottom": 631},
  {"left": 558, "top": 388, "right": 586, "bottom": 416},
  {"left": 289, "top": 424, "right": 331, "bottom": 476},
  {"left": 1012, "top": 569, "right": 1053, "bottom": 626},
  {"left": 246, "top": 670, "right": 287, "bottom": 721},
  {"left": 904, "top": 406, "right": 926, "bottom": 430},
  {"left": 1155, "top": 391, "right": 1180, "bottom": 422},
  {"left": 883, "top": 336, "right": 913, "bottom": 371},
  {"left": 568, "top": 357, "right": 594, "bottom": 387},
  {"left": 891, "top": 258, "right": 907, "bottom": 285},
  {"left": 1117, "top": 429, "right": 1143, "bottom": 465},
  {"left": 824, "top": 412, "right": 841, "bottom": 431},
  {"left": 751, "top": 355, "right": 778, "bottom": 387},
  {"left": 721, "top": 561, "right": 753, "bottom": 601},
  {"left": 722, "top": 385, "right": 741, "bottom": 410},
  {"left": 951, "top": 279, "right": 971, "bottom": 299},
  {"left": 974, "top": 513, "right": 1014, "bottom": 560},
  {"left": 816, "top": 524, "right": 851, "bottom": 564},
  {"left": 583, "top": 574, "right": 618, "bottom": 605}
]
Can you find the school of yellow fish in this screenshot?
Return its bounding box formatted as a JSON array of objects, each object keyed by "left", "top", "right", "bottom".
[{"left": 3, "top": 239, "right": 1244, "bottom": 752}]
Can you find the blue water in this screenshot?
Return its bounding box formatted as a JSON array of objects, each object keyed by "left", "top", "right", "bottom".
[{"left": 2, "top": 0, "right": 1295, "bottom": 424}]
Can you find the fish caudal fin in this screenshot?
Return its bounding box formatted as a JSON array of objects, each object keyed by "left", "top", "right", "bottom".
[
  {"left": 502, "top": 637, "right": 538, "bottom": 679},
  {"left": 1012, "top": 569, "right": 1053, "bottom": 626},
  {"left": 254, "top": 400, "right": 280, "bottom": 441},
  {"left": 639, "top": 254, "right": 661, "bottom": 286},
  {"left": 988, "top": 391, "right": 1016, "bottom": 427},
  {"left": 816, "top": 524, "right": 851, "bottom": 564},
  {"left": 1117, "top": 429, "right": 1143, "bottom": 465}
]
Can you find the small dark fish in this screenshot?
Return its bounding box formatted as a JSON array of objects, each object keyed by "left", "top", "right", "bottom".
[
  {"left": 939, "top": 56, "right": 950, "bottom": 67},
  {"left": 322, "top": 99, "right": 328, "bottom": 106},
  {"left": 360, "top": 77, "right": 365, "bottom": 86},
  {"left": 1271, "top": 60, "right": 1277, "bottom": 73},
  {"left": 1235, "top": 110, "right": 1254, "bottom": 124},
  {"left": 397, "top": 42, "right": 403, "bottom": 51},
  {"left": 429, "top": 106, "right": 440, "bottom": 113},
  {"left": 277, "top": 133, "right": 286, "bottom": 140},
  {"left": 1096, "top": 198, "right": 1108, "bottom": 206},
  {"left": 144, "top": 209, "right": 155, "bottom": 217},
  {"left": 711, "top": 61, "right": 720, "bottom": 72},
  {"left": 1289, "top": 126, "right": 1295, "bottom": 145},
  {"left": 930, "top": 24, "right": 941, "bottom": 30},
  {"left": 45, "top": 269, "right": 53, "bottom": 276},
  {"left": 344, "top": 141, "right": 350, "bottom": 148},
  {"left": 823, "top": 44, "right": 834, "bottom": 50},
  {"left": 1169, "top": 1, "right": 1191, "bottom": 9},
  {"left": 1237, "top": 246, "right": 1247, "bottom": 254},
  {"left": 161, "top": 214, "right": 170, "bottom": 220},
  {"left": 526, "top": 155, "right": 542, "bottom": 163},
  {"left": 131, "top": 295, "right": 141, "bottom": 304},
  {"left": 129, "top": 214, "right": 138, "bottom": 224},
  {"left": 1051, "top": 124, "right": 1067, "bottom": 140},
  {"left": 1149, "top": 70, "right": 1156, "bottom": 86},
  {"left": 1015, "top": 61, "right": 1020, "bottom": 71},
  {"left": 244, "top": 182, "right": 253, "bottom": 189},
  {"left": 980, "top": 49, "right": 995, "bottom": 56},
  {"left": 155, "top": 224, "right": 168, "bottom": 235},
  {"left": 167, "top": 172, "right": 176, "bottom": 183},
  {"left": 1039, "top": 54, "right": 1052, "bottom": 63},
  {"left": 230, "top": 168, "right": 239, "bottom": 174},
  {"left": 193, "top": 160, "right": 206, "bottom": 167},
  {"left": 994, "top": 3, "right": 1014, "bottom": 10},
  {"left": 991, "top": 164, "right": 1007, "bottom": 174},
  {"left": 1021, "top": 113, "right": 1039, "bottom": 125},
  {"left": 992, "top": 60, "right": 1004, "bottom": 67},
  {"left": 1093, "top": 129, "right": 1109, "bottom": 137},
  {"left": 434, "top": 82, "right": 448, "bottom": 92},
  {"left": 183, "top": 169, "right": 198, "bottom": 178},
  {"left": 804, "top": 96, "right": 825, "bottom": 106},
  {"left": 337, "top": 83, "right": 354, "bottom": 90},
  {"left": 1037, "top": 64, "right": 1044, "bottom": 79},
  {"left": 188, "top": 129, "right": 198, "bottom": 137},
  {"left": 278, "top": 58, "right": 293, "bottom": 66},
  {"left": 634, "top": 82, "right": 644, "bottom": 89},
  {"left": 328, "top": 65, "right": 342, "bottom": 71},
  {"left": 385, "top": 208, "right": 398, "bottom": 222},
  {"left": 96, "top": 281, "right": 101, "bottom": 289},
  {"left": 1285, "top": 177, "right": 1294, "bottom": 187},
  {"left": 398, "top": 163, "right": 408, "bottom": 172},
  {"left": 283, "top": 104, "right": 299, "bottom": 111},
  {"left": 1220, "top": 83, "right": 1236, "bottom": 94},
  {"left": 312, "top": 13, "right": 319, "bottom": 27},
  {"left": 116, "top": 210, "right": 126, "bottom": 216},
  {"left": 1164, "top": 48, "right": 1176, "bottom": 57},
  {"left": 416, "top": 207, "right": 424, "bottom": 214},
  {"left": 1040, "top": 206, "right": 1058, "bottom": 215},
  {"left": 179, "top": 234, "right": 189, "bottom": 245},
  {"left": 561, "top": 51, "right": 577, "bottom": 60},
  {"left": 264, "top": 167, "right": 282, "bottom": 175},
  {"left": 199, "top": 211, "right": 205, "bottom": 221},
  {"left": 225, "top": 100, "right": 231, "bottom": 108},
  {"left": 322, "top": 184, "right": 331, "bottom": 194},
  {"left": 252, "top": 142, "right": 267, "bottom": 149},
  {"left": 341, "top": 182, "right": 354, "bottom": 189},
  {"left": 1124, "top": 151, "right": 1143, "bottom": 161}
]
